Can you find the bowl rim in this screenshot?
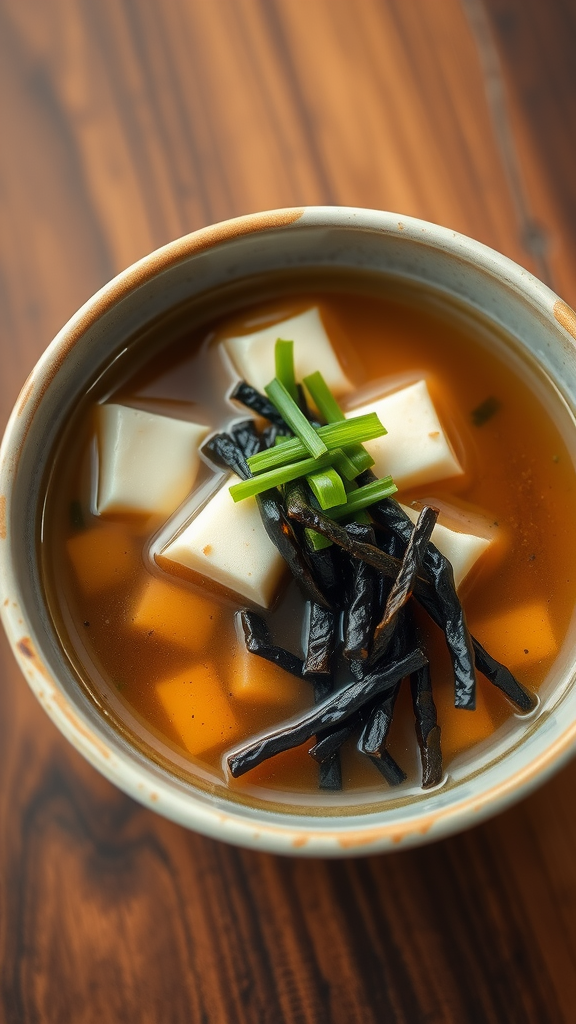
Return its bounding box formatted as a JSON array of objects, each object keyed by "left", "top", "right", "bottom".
[{"left": 2, "top": 204, "right": 576, "bottom": 857}]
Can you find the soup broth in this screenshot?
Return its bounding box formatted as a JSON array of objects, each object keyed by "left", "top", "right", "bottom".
[{"left": 41, "top": 270, "right": 576, "bottom": 802}]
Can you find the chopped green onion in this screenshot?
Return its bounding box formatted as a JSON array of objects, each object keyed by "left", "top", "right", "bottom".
[
  {"left": 327, "top": 476, "right": 397, "bottom": 519},
  {"left": 229, "top": 451, "right": 338, "bottom": 502},
  {"left": 265, "top": 378, "right": 327, "bottom": 458},
  {"left": 331, "top": 448, "right": 361, "bottom": 481},
  {"left": 247, "top": 413, "right": 386, "bottom": 473},
  {"left": 306, "top": 467, "right": 347, "bottom": 510},
  {"left": 303, "top": 370, "right": 375, "bottom": 475},
  {"left": 274, "top": 434, "right": 292, "bottom": 445},
  {"left": 274, "top": 339, "right": 298, "bottom": 404},
  {"left": 304, "top": 528, "right": 333, "bottom": 551},
  {"left": 303, "top": 370, "right": 345, "bottom": 422},
  {"left": 344, "top": 446, "right": 375, "bottom": 475}
]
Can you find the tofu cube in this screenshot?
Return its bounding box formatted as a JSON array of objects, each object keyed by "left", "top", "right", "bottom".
[
  {"left": 230, "top": 649, "right": 309, "bottom": 709},
  {"left": 346, "top": 380, "right": 463, "bottom": 490},
  {"left": 97, "top": 404, "right": 209, "bottom": 516},
  {"left": 66, "top": 522, "right": 138, "bottom": 595},
  {"left": 223, "top": 307, "right": 352, "bottom": 397},
  {"left": 161, "top": 475, "right": 285, "bottom": 608},
  {"left": 132, "top": 576, "right": 219, "bottom": 653},
  {"left": 473, "top": 602, "right": 557, "bottom": 671},
  {"left": 401, "top": 503, "right": 495, "bottom": 589},
  {"left": 156, "top": 662, "right": 241, "bottom": 757}
]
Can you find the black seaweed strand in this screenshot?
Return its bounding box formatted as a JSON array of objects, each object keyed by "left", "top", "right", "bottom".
[{"left": 227, "top": 648, "right": 427, "bottom": 778}]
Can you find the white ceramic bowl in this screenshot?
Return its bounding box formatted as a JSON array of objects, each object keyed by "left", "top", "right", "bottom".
[{"left": 2, "top": 207, "right": 576, "bottom": 857}]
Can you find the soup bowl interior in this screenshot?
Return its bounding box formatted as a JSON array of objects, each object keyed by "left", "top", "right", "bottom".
[{"left": 2, "top": 207, "right": 576, "bottom": 856}]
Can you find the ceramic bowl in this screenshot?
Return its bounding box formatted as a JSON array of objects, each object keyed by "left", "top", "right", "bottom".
[{"left": 2, "top": 207, "right": 576, "bottom": 857}]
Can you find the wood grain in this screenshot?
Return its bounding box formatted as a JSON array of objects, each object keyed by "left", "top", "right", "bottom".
[{"left": 1, "top": 1, "right": 576, "bottom": 1020}]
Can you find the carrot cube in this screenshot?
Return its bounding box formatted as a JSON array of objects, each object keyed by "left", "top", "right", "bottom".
[
  {"left": 132, "top": 577, "right": 220, "bottom": 653},
  {"left": 473, "top": 601, "right": 557, "bottom": 671},
  {"left": 230, "top": 650, "right": 309, "bottom": 709},
  {"left": 156, "top": 662, "right": 241, "bottom": 757},
  {"left": 66, "top": 523, "right": 137, "bottom": 595}
]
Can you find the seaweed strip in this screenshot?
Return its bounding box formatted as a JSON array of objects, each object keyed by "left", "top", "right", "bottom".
[
  {"left": 285, "top": 483, "right": 407, "bottom": 583},
  {"left": 261, "top": 423, "right": 281, "bottom": 448},
  {"left": 369, "top": 506, "right": 438, "bottom": 665},
  {"left": 369, "top": 752, "right": 407, "bottom": 786},
  {"left": 343, "top": 522, "right": 377, "bottom": 661},
  {"left": 473, "top": 638, "right": 536, "bottom": 711},
  {"left": 239, "top": 611, "right": 304, "bottom": 677},
  {"left": 203, "top": 433, "right": 251, "bottom": 479},
  {"left": 368, "top": 494, "right": 477, "bottom": 710},
  {"left": 204, "top": 435, "right": 331, "bottom": 609},
  {"left": 319, "top": 753, "right": 342, "bottom": 790},
  {"left": 227, "top": 647, "right": 427, "bottom": 777},
  {"left": 230, "top": 381, "right": 287, "bottom": 429},
  {"left": 306, "top": 544, "right": 342, "bottom": 608},
  {"left": 410, "top": 661, "right": 443, "bottom": 788},
  {"left": 303, "top": 602, "right": 337, "bottom": 676},
  {"left": 230, "top": 419, "right": 262, "bottom": 458},
  {"left": 309, "top": 721, "right": 358, "bottom": 763}
]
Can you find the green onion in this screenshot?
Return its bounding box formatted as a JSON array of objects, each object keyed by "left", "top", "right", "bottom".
[
  {"left": 304, "top": 370, "right": 374, "bottom": 475},
  {"left": 247, "top": 413, "right": 386, "bottom": 473},
  {"left": 274, "top": 434, "right": 292, "bottom": 446},
  {"left": 327, "top": 476, "right": 397, "bottom": 520},
  {"left": 331, "top": 448, "right": 361, "bottom": 482},
  {"left": 306, "top": 467, "right": 347, "bottom": 510},
  {"left": 303, "top": 370, "right": 345, "bottom": 422},
  {"left": 229, "top": 451, "right": 338, "bottom": 502},
  {"left": 265, "top": 378, "right": 327, "bottom": 458},
  {"left": 274, "top": 339, "right": 298, "bottom": 404},
  {"left": 304, "top": 528, "right": 333, "bottom": 551}
]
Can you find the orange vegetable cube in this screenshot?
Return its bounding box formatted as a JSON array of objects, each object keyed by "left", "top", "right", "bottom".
[
  {"left": 132, "top": 577, "right": 219, "bottom": 653},
  {"left": 66, "top": 523, "right": 138, "bottom": 595},
  {"left": 438, "top": 683, "right": 495, "bottom": 760},
  {"left": 156, "top": 662, "right": 241, "bottom": 757},
  {"left": 473, "top": 601, "right": 557, "bottom": 671},
  {"left": 230, "top": 650, "right": 309, "bottom": 709}
]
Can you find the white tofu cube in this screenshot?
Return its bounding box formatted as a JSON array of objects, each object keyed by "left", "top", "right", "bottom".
[
  {"left": 97, "top": 404, "right": 209, "bottom": 517},
  {"left": 223, "top": 307, "right": 352, "bottom": 397},
  {"left": 346, "top": 380, "right": 463, "bottom": 490},
  {"left": 161, "top": 475, "right": 285, "bottom": 608},
  {"left": 401, "top": 502, "right": 495, "bottom": 589}
]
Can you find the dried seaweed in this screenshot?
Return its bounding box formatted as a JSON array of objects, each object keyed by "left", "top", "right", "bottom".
[
  {"left": 319, "top": 754, "right": 342, "bottom": 790},
  {"left": 472, "top": 638, "right": 536, "bottom": 711},
  {"left": 230, "top": 419, "right": 262, "bottom": 458},
  {"left": 227, "top": 648, "right": 427, "bottom": 777},
  {"left": 369, "top": 506, "right": 438, "bottom": 666},
  {"left": 203, "top": 433, "right": 251, "bottom": 480},
  {"left": 410, "top": 661, "right": 443, "bottom": 788},
  {"left": 239, "top": 610, "right": 304, "bottom": 678},
  {"left": 303, "top": 602, "right": 337, "bottom": 676},
  {"left": 343, "top": 522, "right": 378, "bottom": 662},
  {"left": 230, "top": 381, "right": 287, "bottom": 429},
  {"left": 309, "top": 721, "right": 358, "bottom": 763},
  {"left": 367, "top": 494, "right": 477, "bottom": 710}
]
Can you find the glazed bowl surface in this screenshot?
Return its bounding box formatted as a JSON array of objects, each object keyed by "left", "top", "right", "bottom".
[{"left": 2, "top": 206, "right": 576, "bottom": 857}]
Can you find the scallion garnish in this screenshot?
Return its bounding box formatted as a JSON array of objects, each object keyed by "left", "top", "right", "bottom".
[
  {"left": 265, "top": 378, "right": 328, "bottom": 458},
  {"left": 327, "top": 476, "right": 397, "bottom": 519},
  {"left": 229, "top": 450, "right": 340, "bottom": 502},
  {"left": 304, "top": 528, "right": 333, "bottom": 551},
  {"left": 303, "top": 370, "right": 374, "bottom": 474},
  {"left": 274, "top": 339, "right": 299, "bottom": 404},
  {"left": 247, "top": 413, "right": 386, "bottom": 473},
  {"left": 306, "top": 467, "right": 347, "bottom": 510},
  {"left": 303, "top": 370, "right": 345, "bottom": 422}
]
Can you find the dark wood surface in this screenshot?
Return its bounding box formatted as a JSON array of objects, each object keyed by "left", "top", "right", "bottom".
[{"left": 1, "top": 2, "right": 576, "bottom": 1020}]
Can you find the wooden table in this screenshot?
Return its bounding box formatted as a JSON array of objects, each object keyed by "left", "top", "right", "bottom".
[{"left": 1, "top": 2, "right": 576, "bottom": 1020}]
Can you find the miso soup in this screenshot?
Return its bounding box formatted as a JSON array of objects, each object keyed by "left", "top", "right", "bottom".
[{"left": 41, "top": 270, "right": 576, "bottom": 803}]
